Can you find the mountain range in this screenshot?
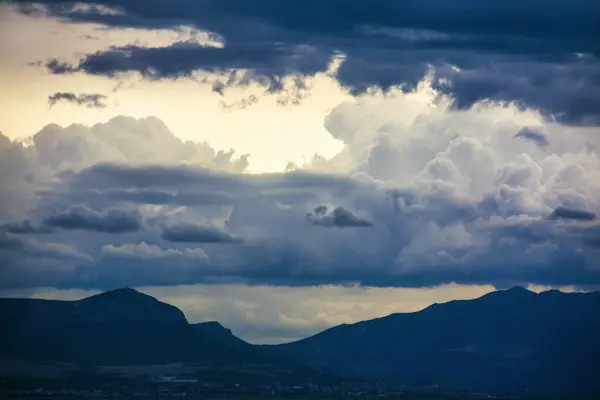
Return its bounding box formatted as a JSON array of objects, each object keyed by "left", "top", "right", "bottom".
[{"left": 1, "top": 286, "right": 599, "bottom": 397}]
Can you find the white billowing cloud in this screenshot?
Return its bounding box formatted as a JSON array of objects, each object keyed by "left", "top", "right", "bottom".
[
  {"left": 1, "top": 76, "right": 600, "bottom": 291},
  {"left": 394, "top": 222, "right": 475, "bottom": 273},
  {"left": 31, "top": 116, "right": 249, "bottom": 173},
  {"left": 0, "top": 134, "right": 34, "bottom": 222},
  {"left": 316, "top": 78, "right": 600, "bottom": 218},
  {"left": 0, "top": 116, "right": 248, "bottom": 224}
]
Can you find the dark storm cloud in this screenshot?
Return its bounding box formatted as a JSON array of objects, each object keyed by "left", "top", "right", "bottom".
[
  {"left": 162, "top": 223, "right": 243, "bottom": 244},
  {"left": 428, "top": 56, "right": 600, "bottom": 126},
  {"left": 99, "top": 189, "right": 234, "bottom": 207},
  {"left": 58, "top": 162, "right": 358, "bottom": 195},
  {"left": 45, "top": 42, "right": 332, "bottom": 82},
  {"left": 19, "top": 0, "right": 599, "bottom": 49},
  {"left": 20, "top": 0, "right": 600, "bottom": 124},
  {"left": 5, "top": 161, "right": 591, "bottom": 290},
  {"left": 48, "top": 92, "right": 107, "bottom": 108},
  {"left": 547, "top": 207, "right": 597, "bottom": 222},
  {"left": 0, "top": 234, "right": 92, "bottom": 290},
  {"left": 43, "top": 205, "right": 142, "bottom": 233}
]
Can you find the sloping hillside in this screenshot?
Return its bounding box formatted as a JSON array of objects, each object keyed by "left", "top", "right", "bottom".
[{"left": 271, "top": 287, "right": 600, "bottom": 397}]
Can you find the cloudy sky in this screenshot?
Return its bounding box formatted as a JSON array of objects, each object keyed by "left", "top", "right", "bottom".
[{"left": 1, "top": 0, "right": 600, "bottom": 343}]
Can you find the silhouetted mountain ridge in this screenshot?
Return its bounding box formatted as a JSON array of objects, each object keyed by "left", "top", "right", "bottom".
[
  {"left": 0, "top": 288, "right": 250, "bottom": 366},
  {"left": 1, "top": 286, "right": 599, "bottom": 397},
  {"left": 0, "top": 288, "right": 340, "bottom": 386},
  {"left": 270, "top": 287, "right": 600, "bottom": 397}
]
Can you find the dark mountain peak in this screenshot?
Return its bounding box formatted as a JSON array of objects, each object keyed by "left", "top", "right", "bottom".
[
  {"left": 502, "top": 286, "right": 533, "bottom": 294},
  {"left": 75, "top": 288, "right": 188, "bottom": 325},
  {"left": 500, "top": 286, "right": 536, "bottom": 296},
  {"left": 113, "top": 287, "right": 139, "bottom": 294},
  {"left": 479, "top": 286, "right": 536, "bottom": 301},
  {"left": 83, "top": 287, "right": 150, "bottom": 302}
]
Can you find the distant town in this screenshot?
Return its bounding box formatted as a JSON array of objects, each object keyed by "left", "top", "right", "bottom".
[{"left": 1, "top": 373, "right": 515, "bottom": 399}]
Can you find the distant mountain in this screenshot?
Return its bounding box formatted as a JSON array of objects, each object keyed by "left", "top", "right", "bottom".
[
  {"left": 0, "top": 288, "right": 236, "bottom": 366},
  {"left": 270, "top": 287, "right": 600, "bottom": 397},
  {"left": 0, "top": 288, "right": 286, "bottom": 368},
  {"left": 0, "top": 288, "right": 337, "bottom": 385},
  {"left": 2, "top": 286, "right": 599, "bottom": 397}
]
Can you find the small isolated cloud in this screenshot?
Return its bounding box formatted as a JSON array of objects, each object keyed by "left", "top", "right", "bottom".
[
  {"left": 43, "top": 206, "right": 142, "bottom": 233},
  {"left": 68, "top": 3, "right": 125, "bottom": 16},
  {"left": 101, "top": 242, "right": 209, "bottom": 262},
  {"left": 48, "top": 92, "right": 108, "bottom": 109},
  {"left": 306, "top": 205, "right": 373, "bottom": 228},
  {"left": 161, "top": 223, "right": 243, "bottom": 244},
  {"left": 514, "top": 127, "right": 549, "bottom": 148},
  {"left": 547, "top": 206, "right": 597, "bottom": 221},
  {"left": 220, "top": 94, "right": 259, "bottom": 111},
  {"left": 1, "top": 220, "right": 53, "bottom": 234}
]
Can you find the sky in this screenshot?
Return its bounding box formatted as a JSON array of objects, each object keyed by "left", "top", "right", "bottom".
[{"left": 1, "top": 0, "right": 600, "bottom": 343}]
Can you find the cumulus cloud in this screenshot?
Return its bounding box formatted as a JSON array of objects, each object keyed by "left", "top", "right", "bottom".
[
  {"left": 0, "top": 132, "right": 35, "bottom": 222},
  {"left": 1, "top": 73, "right": 600, "bottom": 290},
  {"left": 0, "top": 116, "right": 249, "bottom": 225},
  {"left": 43, "top": 206, "right": 143, "bottom": 233},
  {"left": 48, "top": 92, "right": 107, "bottom": 108},
  {"left": 29, "top": 116, "right": 249, "bottom": 173},
  {"left": 161, "top": 223, "right": 243, "bottom": 244}
]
